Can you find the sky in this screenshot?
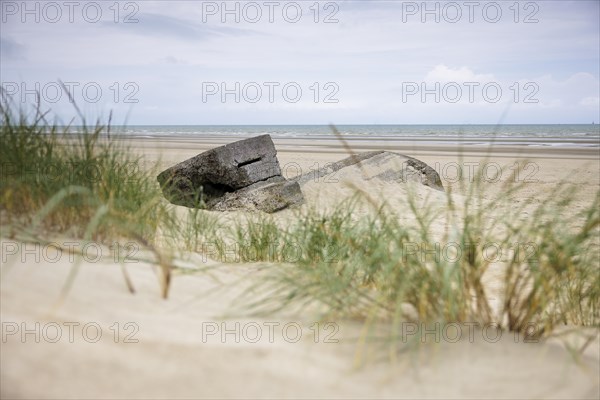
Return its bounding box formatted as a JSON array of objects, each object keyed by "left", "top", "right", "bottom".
[{"left": 1, "top": 0, "right": 599, "bottom": 125}]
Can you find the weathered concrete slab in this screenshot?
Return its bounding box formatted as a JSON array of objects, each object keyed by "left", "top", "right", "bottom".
[
  {"left": 297, "top": 151, "right": 444, "bottom": 191},
  {"left": 211, "top": 176, "right": 304, "bottom": 213},
  {"left": 157, "top": 135, "right": 304, "bottom": 211}
]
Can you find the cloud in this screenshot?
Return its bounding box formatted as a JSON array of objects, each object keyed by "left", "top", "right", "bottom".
[
  {"left": 525, "top": 73, "right": 600, "bottom": 108},
  {"left": 580, "top": 97, "right": 600, "bottom": 107},
  {"left": 161, "top": 56, "right": 188, "bottom": 65},
  {"left": 0, "top": 37, "right": 25, "bottom": 60},
  {"left": 424, "top": 65, "right": 496, "bottom": 83},
  {"left": 104, "top": 12, "right": 261, "bottom": 40},
  {"left": 0, "top": 1, "right": 597, "bottom": 123}
]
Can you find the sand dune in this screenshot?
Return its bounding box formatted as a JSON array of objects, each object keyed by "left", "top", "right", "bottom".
[
  {"left": 2, "top": 237, "right": 599, "bottom": 399},
  {"left": 2, "top": 137, "right": 599, "bottom": 399}
]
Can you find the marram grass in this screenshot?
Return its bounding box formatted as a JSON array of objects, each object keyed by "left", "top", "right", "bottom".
[
  {"left": 0, "top": 90, "right": 175, "bottom": 298},
  {"left": 0, "top": 92, "right": 172, "bottom": 242},
  {"left": 1, "top": 92, "right": 598, "bottom": 341}
]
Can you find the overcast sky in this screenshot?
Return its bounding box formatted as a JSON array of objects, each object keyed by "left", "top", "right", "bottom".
[{"left": 1, "top": 0, "right": 599, "bottom": 124}]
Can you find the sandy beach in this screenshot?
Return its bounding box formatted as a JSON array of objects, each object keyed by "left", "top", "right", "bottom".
[
  {"left": 1, "top": 135, "right": 599, "bottom": 399},
  {"left": 3, "top": 0, "right": 599, "bottom": 397}
]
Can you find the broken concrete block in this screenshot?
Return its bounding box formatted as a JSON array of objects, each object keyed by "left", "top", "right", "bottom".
[
  {"left": 211, "top": 176, "right": 304, "bottom": 213},
  {"left": 157, "top": 135, "right": 304, "bottom": 212},
  {"left": 297, "top": 151, "right": 444, "bottom": 191}
]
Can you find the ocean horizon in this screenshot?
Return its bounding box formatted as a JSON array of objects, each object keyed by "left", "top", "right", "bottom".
[
  {"left": 101, "top": 123, "right": 600, "bottom": 138},
  {"left": 67, "top": 124, "right": 599, "bottom": 147}
]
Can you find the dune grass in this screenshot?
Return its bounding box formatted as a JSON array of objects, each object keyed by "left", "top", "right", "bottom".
[
  {"left": 1, "top": 91, "right": 598, "bottom": 341},
  {"left": 190, "top": 186, "right": 599, "bottom": 339},
  {"left": 0, "top": 90, "right": 175, "bottom": 297},
  {"left": 175, "top": 139, "right": 599, "bottom": 341},
  {"left": 0, "top": 92, "right": 172, "bottom": 242}
]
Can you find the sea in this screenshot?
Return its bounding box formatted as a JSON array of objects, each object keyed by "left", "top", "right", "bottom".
[
  {"left": 57, "top": 124, "right": 600, "bottom": 147},
  {"left": 82, "top": 124, "right": 600, "bottom": 147}
]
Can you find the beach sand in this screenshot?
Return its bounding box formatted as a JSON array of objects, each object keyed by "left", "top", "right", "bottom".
[{"left": 2, "top": 136, "right": 599, "bottom": 399}]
